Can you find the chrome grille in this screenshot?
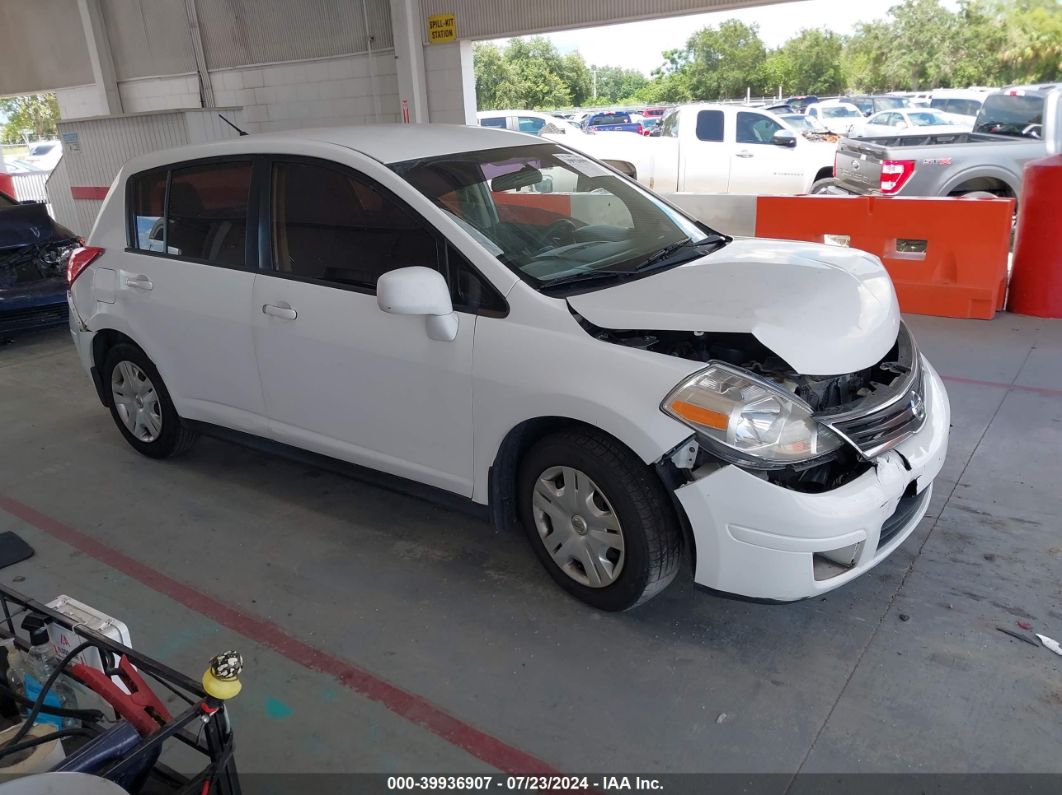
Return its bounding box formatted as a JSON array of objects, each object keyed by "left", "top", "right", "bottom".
[{"left": 824, "top": 365, "right": 927, "bottom": 458}]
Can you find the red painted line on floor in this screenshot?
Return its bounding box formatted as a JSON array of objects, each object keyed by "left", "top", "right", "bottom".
[
  {"left": 0, "top": 493, "right": 560, "bottom": 776},
  {"left": 941, "top": 374, "right": 1062, "bottom": 398}
]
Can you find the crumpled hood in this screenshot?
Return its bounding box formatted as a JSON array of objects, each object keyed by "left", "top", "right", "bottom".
[
  {"left": 567, "top": 238, "right": 900, "bottom": 375},
  {"left": 0, "top": 202, "right": 73, "bottom": 251}
]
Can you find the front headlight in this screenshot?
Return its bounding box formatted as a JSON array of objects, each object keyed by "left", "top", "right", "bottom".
[{"left": 661, "top": 363, "right": 843, "bottom": 468}]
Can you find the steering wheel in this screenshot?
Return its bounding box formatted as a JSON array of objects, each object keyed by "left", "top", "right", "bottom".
[{"left": 537, "top": 219, "right": 578, "bottom": 250}]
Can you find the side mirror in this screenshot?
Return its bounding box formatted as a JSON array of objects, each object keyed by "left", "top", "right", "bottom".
[
  {"left": 377, "top": 266, "right": 458, "bottom": 342},
  {"left": 772, "top": 130, "right": 798, "bottom": 148}
]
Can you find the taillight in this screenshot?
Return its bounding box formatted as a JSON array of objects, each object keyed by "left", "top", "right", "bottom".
[
  {"left": 67, "top": 246, "right": 105, "bottom": 285},
  {"left": 880, "top": 160, "right": 915, "bottom": 195},
  {"left": 633, "top": 123, "right": 644, "bottom": 134}
]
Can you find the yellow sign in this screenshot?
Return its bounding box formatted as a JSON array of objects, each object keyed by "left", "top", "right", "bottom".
[{"left": 427, "top": 12, "right": 456, "bottom": 43}]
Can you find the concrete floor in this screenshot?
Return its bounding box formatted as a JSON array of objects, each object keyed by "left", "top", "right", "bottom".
[{"left": 0, "top": 314, "right": 1059, "bottom": 777}]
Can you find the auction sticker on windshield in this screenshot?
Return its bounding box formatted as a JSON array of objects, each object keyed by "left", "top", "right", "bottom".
[{"left": 554, "top": 153, "right": 613, "bottom": 178}]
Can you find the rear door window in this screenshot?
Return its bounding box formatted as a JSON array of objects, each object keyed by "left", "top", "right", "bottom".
[
  {"left": 127, "top": 161, "right": 252, "bottom": 266},
  {"left": 166, "top": 163, "right": 252, "bottom": 266},
  {"left": 695, "top": 110, "right": 724, "bottom": 142}
]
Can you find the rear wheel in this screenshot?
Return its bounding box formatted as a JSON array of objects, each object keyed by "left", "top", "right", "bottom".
[
  {"left": 103, "top": 343, "right": 197, "bottom": 458},
  {"left": 810, "top": 178, "right": 844, "bottom": 194},
  {"left": 517, "top": 428, "right": 682, "bottom": 610}
]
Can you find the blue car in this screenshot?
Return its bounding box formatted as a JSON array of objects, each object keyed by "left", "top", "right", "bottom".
[{"left": 0, "top": 190, "right": 79, "bottom": 337}]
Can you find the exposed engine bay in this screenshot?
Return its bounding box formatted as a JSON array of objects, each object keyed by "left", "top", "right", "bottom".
[{"left": 575, "top": 312, "right": 918, "bottom": 493}]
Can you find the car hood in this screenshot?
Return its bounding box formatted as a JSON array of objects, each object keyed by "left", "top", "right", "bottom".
[
  {"left": 0, "top": 202, "right": 76, "bottom": 251},
  {"left": 566, "top": 238, "right": 900, "bottom": 375}
]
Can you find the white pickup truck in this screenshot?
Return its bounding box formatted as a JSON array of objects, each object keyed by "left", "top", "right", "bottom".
[{"left": 549, "top": 103, "right": 838, "bottom": 195}]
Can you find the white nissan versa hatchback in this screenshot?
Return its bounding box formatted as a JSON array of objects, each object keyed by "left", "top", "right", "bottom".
[{"left": 67, "top": 125, "right": 949, "bottom": 610}]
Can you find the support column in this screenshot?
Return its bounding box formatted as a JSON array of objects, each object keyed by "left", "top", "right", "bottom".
[
  {"left": 389, "top": 0, "right": 429, "bottom": 123},
  {"left": 76, "top": 0, "right": 123, "bottom": 115}
]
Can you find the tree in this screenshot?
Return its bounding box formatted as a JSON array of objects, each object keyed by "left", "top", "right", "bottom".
[
  {"left": 473, "top": 43, "right": 511, "bottom": 110},
  {"left": 764, "top": 30, "right": 845, "bottom": 96},
  {"left": 589, "top": 65, "right": 648, "bottom": 104},
  {"left": 0, "top": 94, "right": 59, "bottom": 144},
  {"left": 669, "top": 20, "right": 769, "bottom": 100},
  {"left": 996, "top": 0, "right": 1062, "bottom": 84}
]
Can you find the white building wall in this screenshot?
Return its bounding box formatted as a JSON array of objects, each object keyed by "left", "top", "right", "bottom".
[
  {"left": 210, "top": 51, "right": 400, "bottom": 132},
  {"left": 423, "top": 41, "right": 475, "bottom": 125},
  {"left": 60, "top": 51, "right": 401, "bottom": 131}
]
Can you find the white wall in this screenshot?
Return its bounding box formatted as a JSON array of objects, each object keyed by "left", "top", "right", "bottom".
[
  {"left": 423, "top": 40, "right": 475, "bottom": 125},
  {"left": 58, "top": 50, "right": 400, "bottom": 132}
]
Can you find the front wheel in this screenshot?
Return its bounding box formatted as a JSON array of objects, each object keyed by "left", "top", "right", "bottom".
[
  {"left": 517, "top": 428, "right": 682, "bottom": 610},
  {"left": 103, "top": 343, "right": 198, "bottom": 459}
]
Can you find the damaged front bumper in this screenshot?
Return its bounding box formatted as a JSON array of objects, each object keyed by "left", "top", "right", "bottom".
[{"left": 674, "top": 359, "right": 949, "bottom": 602}]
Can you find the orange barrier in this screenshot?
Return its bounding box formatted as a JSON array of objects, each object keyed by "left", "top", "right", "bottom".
[
  {"left": 1008, "top": 154, "right": 1062, "bottom": 318},
  {"left": 754, "top": 195, "right": 1014, "bottom": 320}
]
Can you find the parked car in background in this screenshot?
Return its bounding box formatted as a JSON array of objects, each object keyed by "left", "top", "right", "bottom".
[
  {"left": 477, "top": 110, "right": 563, "bottom": 136},
  {"left": 844, "top": 94, "right": 909, "bottom": 117},
  {"left": 642, "top": 107, "right": 667, "bottom": 118},
  {"left": 805, "top": 102, "right": 865, "bottom": 135},
  {"left": 22, "top": 140, "right": 63, "bottom": 172},
  {"left": 68, "top": 124, "right": 948, "bottom": 608},
  {"left": 784, "top": 95, "right": 820, "bottom": 114},
  {"left": 850, "top": 108, "right": 971, "bottom": 138},
  {"left": 831, "top": 85, "right": 1060, "bottom": 199},
  {"left": 929, "top": 89, "right": 991, "bottom": 127},
  {"left": 777, "top": 113, "right": 827, "bottom": 133},
  {"left": 639, "top": 117, "right": 661, "bottom": 136},
  {"left": 1, "top": 191, "right": 79, "bottom": 336},
  {"left": 568, "top": 103, "right": 837, "bottom": 194},
  {"left": 582, "top": 112, "right": 644, "bottom": 134}
]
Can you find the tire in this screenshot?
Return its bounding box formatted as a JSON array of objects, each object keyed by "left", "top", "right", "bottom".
[
  {"left": 103, "top": 343, "right": 197, "bottom": 459},
  {"left": 810, "top": 178, "right": 843, "bottom": 194},
  {"left": 517, "top": 428, "right": 682, "bottom": 611}
]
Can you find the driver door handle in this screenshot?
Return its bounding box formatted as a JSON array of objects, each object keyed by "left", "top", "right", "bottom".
[
  {"left": 125, "top": 274, "right": 153, "bottom": 290},
  {"left": 262, "top": 303, "right": 297, "bottom": 320},
  {"left": 736, "top": 151, "right": 754, "bottom": 158}
]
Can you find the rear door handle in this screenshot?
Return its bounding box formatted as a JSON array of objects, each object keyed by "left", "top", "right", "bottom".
[
  {"left": 125, "top": 274, "right": 153, "bottom": 290},
  {"left": 735, "top": 151, "right": 754, "bottom": 159},
  {"left": 262, "top": 303, "right": 297, "bottom": 320}
]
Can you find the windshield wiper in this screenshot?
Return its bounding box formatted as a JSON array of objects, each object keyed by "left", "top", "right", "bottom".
[
  {"left": 633, "top": 234, "right": 727, "bottom": 272},
  {"left": 540, "top": 269, "right": 636, "bottom": 292}
]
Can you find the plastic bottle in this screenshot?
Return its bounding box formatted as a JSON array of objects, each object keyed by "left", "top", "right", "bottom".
[{"left": 19, "top": 617, "right": 77, "bottom": 730}]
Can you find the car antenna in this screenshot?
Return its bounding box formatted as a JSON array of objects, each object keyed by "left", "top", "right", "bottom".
[{"left": 218, "top": 114, "right": 248, "bottom": 136}]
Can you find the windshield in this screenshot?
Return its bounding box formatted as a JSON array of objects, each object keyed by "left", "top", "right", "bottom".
[
  {"left": 780, "top": 114, "right": 814, "bottom": 130},
  {"left": 392, "top": 143, "right": 722, "bottom": 294},
  {"left": 974, "top": 94, "right": 1044, "bottom": 138},
  {"left": 821, "top": 106, "right": 862, "bottom": 119},
  {"left": 908, "top": 111, "right": 953, "bottom": 126},
  {"left": 588, "top": 114, "right": 631, "bottom": 126}
]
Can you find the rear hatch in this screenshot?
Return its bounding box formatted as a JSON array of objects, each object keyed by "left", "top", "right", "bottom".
[{"left": 834, "top": 138, "right": 885, "bottom": 193}]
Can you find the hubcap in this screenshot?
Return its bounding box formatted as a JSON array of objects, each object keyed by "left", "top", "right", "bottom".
[
  {"left": 111, "top": 361, "right": 163, "bottom": 443},
  {"left": 532, "top": 466, "right": 625, "bottom": 588}
]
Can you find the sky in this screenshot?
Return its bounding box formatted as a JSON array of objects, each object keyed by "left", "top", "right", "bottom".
[{"left": 493, "top": 0, "right": 955, "bottom": 76}]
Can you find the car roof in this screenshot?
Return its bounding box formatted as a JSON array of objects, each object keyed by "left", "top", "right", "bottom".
[{"left": 121, "top": 123, "right": 541, "bottom": 173}]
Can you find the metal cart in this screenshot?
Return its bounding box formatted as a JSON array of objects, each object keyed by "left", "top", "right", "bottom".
[{"left": 0, "top": 582, "right": 241, "bottom": 794}]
